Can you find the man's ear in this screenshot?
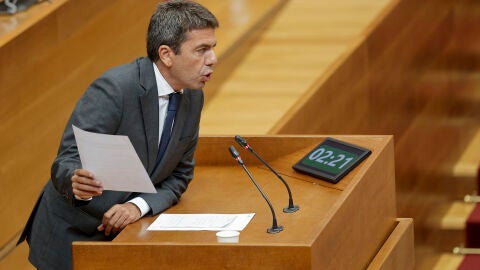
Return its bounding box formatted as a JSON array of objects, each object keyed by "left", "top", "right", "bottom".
[{"left": 158, "top": 45, "right": 173, "bottom": 67}]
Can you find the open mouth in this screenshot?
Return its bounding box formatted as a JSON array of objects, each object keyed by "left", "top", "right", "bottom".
[{"left": 202, "top": 72, "right": 212, "bottom": 82}]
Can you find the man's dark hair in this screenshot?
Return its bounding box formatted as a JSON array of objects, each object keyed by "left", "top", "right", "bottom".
[{"left": 147, "top": 0, "right": 219, "bottom": 62}]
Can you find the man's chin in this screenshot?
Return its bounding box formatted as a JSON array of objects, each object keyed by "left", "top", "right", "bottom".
[{"left": 193, "top": 82, "right": 206, "bottom": 90}]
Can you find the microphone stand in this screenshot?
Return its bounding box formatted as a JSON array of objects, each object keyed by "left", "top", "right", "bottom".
[
  {"left": 229, "top": 146, "right": 283, "bottom": 234},
  {"left": 235, "top": 135, "right": 299, "bottom": 213}
]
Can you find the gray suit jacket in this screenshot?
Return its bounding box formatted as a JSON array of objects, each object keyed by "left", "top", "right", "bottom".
[{"left": 20, "top": 57, "right": 204, "bottom": 270}]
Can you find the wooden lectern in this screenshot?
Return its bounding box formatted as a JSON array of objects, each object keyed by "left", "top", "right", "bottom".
[{"left": 72, "top": 136, "right": 414, "bottom": 269}]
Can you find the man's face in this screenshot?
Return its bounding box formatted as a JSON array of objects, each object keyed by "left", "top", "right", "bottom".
[{"left": 168, "top": 28, "right": 217, "bottom": 90}]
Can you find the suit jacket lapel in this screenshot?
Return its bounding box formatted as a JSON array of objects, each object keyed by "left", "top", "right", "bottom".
[{"left": 138, "top": 58, "right": 159, "bottom": 174}]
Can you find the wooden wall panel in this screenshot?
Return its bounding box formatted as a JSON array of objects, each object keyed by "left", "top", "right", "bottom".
[{"left": 270, "top": 39, "right": 371, "bottom": 134}]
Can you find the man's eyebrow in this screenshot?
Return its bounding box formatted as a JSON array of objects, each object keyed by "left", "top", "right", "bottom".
[{"left": 196, "top": 41, "right": 217, "bottom": 49}]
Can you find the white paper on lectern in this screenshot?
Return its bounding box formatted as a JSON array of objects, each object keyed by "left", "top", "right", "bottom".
[
  {"left": 72, "top": 125, "right": 157, "bottom": 193},
  {"left": 147, "top": 213, "right": 255, "bottom": 231}
]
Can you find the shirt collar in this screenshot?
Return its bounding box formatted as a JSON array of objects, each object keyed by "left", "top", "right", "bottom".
[{"left": 152, "top": 62, "right": 183, "bottom": 96}]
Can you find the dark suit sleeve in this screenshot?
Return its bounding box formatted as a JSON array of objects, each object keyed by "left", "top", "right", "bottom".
[{"left": 50, "top": 75, "right": 123, "bottom": 205}]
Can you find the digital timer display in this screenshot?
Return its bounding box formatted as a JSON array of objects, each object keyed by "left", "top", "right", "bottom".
[
  {"left": 293, "top": 137, "right": 371, "bottom": 183},
  {"left": 300, "top": 144, "right": 358, "bottom": 175}
]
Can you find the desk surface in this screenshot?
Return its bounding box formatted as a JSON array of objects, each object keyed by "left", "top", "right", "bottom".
[{"left": 115, "top": 167, "right": 342, "bottom": 245}]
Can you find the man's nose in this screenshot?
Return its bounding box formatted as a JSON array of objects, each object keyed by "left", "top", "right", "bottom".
[{"left": 207, "top": 50, "right": 217, "bottom": 66}]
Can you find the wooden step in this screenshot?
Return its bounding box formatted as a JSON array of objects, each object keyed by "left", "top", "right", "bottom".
[
  {"left": 453, "top": 129, "right": 480, "bottom": 179},
  {"left": 400, "top": 195, "right": 473, "bottom": 253},
  {"left": 199, "top": 0, "right": 393, "bottom": 135},
  {"left": 201, "top": 0, "right": 289, "bottom": 101},
  {"left": 425, "top": 201, "right": 475, "bottom": 231},
  {"left": 415, "top": 246, "right": 464, "bottom": 270},
  {"left": 432, "top": 253, "right": 464, "bottom": 270}
]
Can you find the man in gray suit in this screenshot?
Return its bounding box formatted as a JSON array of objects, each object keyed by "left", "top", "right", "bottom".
[{"left": 17, "top": 1, "right": 218, "bottom": 269}]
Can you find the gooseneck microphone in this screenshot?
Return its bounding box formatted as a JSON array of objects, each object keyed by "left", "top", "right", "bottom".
[
  {"left": 228, "top": 145, "right": 283, "bottom": 234},
  {"left": 235, "top": 135, "right": 299, "bottom": 213}
]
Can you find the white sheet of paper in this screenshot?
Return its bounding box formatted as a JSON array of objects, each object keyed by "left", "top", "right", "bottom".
[
  {"left": 72, "top": 125, "right": 157, "bottom": 193},
  {"left": 147, "top": 213, "right": 255, "bottom": 231}
]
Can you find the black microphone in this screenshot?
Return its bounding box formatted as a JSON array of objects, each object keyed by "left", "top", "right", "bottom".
[
  {"left": 228, "top": 145, "right": 283, "bottom": 234},
  {"left": 235, "top": 135, "right": 299, "bottom": 213}
]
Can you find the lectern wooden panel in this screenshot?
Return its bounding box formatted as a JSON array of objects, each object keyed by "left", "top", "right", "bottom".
[
  {"left": 367, "top": 218, "right": 415, "bottom": 270},
  {"left": 73, "top": 136, "right": 400, "bottom": 269}
]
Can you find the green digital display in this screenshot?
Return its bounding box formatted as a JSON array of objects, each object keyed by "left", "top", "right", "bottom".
[
  {"left": 300, "top": 144, "right": 359, "bottom": 175},
  {"left": 293, "top": 137, "right": 371, "bottom": 183}
]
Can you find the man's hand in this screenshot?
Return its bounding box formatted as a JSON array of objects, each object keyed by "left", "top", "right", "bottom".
[
  {"left": 97, "top": 203, "right": 141, "bottom": 236},
  {"left": 71, "top": 169, "right": 103, "bottom": 199}
]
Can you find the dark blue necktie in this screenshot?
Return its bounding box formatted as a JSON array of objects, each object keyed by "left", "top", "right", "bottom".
[{"left": 155, "top": 92, "right": 180, "bottom": 167}]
